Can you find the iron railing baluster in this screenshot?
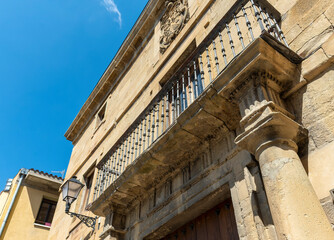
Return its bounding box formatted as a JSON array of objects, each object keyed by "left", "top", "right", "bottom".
[
  {"left": 151, "top": 107, "right": 155, "bottom": 144},
  {"left": 166, "top": 92, "right": 170, "bottom": 128},
  {"left": 187, "top": 67, "right": 193, "bottom": 104},
  {"left": 176, "top": 79, "right": 180, "bottom": 117},
  {"left": 155, "top": 103, "right": 159, "bottom": 140},
  {"left": 265, "top": 11, "right": 280, "bottom": 41},
  {"left": 272, "top": 15, "right": 288, "bottom": 46},
  {"left": 226, "top": 23, "right": 236, "bottom": 57},
  {"left": 138, "top": 121, "right": 143, "bottom": 155},
  {"left": 131, "top": 131, "right": 135, "bottom": 163},
  {"left": 147, "top": 112, "right": 151, "bottom": 146},
  {"left": 182, "top": 74, "right": 186, "bottom": 110},
  {"left": 250, "top": 0, "right": 265, "bottom": 32},
  {"left": 212, "top": 40, "right": 220, "bottom": 74},
  {"left": 171, "top": 85, "right": 175, "bottom": 122},
  {"left": 110, "top": 152, "right": 117, "bottom": 181},
  {"left": 161, "top": 97, "right": 165, "bottom": 133},
  {"left": 219, "top": 32, "right": 228, "bottom": 66},
  {"left": 193, "top": 61, "right": 199, "bottom": 97},
  {"left": 242, "top": 6, "right": 254, "bottom": 41},
  {"left": 199, "top": 55, "right": 205, "bottom": 88},
  {"left": 126, "top": 135, "right": 131, "bottom": 167},
  {"left": 143, "top": 116, "right": 147, "bottom": 150},
  {"left": 135, "top": 126, "right": 139, "bottom": 159},
  {"left": 233, "top": 14, "right": 245, "bottom": 49},
  {"left": 206, "top": 48, "right": 213, "bottom": 82}
]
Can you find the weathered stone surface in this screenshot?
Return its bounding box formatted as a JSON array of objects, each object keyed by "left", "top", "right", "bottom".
[
  {"left": 302, "top": 48, "right": 330, "bottom": 81},
  {"left": 284, "top": 23, "right": 302, "bottom": 45},
  {"left": 302, "top": 141, "right": 334, "bottom": 199},
  {"left": 324, "top": 2, "right": 334, "bottom": 25},
  {"left": 298, "top": 28, "right": 334, "bottom": 58},
  {"left": 292, "top": 67, "right": 334, "bottom": 149},
  {"left": 259, "top": 144, "right": 334, "bottom": 240},
  {"left": 290, "top": 14, "right": 332, "bottom": 53},
  {"left": 321, "top": 196, "right": 334, "bottom": 229},
  {"left": 268, "top": 0, "right": 297, "bottom": 15},
  {"left": 322, "top": 32, "right": 334, "bottom": 58},
  {"left": 282, "top": 0, "right": 333, "bottom": 33}
]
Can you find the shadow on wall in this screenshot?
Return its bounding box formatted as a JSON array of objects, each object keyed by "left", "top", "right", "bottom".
[
  {"left": 26, "top": 187, "right": 43, "bottom": 220},
  {"left": 289, "top": 64, "right": 334, "bottom": 174}
]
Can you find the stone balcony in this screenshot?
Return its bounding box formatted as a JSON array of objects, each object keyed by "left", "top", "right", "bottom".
[{"left": 88, "top": 0, "right": 302, "bottom": 217}]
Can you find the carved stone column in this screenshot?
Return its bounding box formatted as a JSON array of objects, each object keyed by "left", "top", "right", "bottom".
[{"left": 234, "top": 72, "right": 334, "bottom": 240}]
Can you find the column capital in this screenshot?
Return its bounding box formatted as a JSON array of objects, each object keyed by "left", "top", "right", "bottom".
[
  {"left": 235, "top": 110, "right": 307, "bottom": 160},
  {"left": 231, "top": 70, "right": 307, "bottom": 159}
]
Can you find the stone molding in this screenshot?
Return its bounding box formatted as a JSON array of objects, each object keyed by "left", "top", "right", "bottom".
[{"left": 235, "top": 111, "right": 305, "bottom": 159}]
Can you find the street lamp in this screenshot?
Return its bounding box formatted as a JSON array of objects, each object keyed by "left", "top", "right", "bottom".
[{"left": 61, "top": 176, "right": 97, "bottom": 230}]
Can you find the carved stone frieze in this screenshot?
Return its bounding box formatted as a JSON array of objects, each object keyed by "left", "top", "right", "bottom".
[{"left": 160, "top": 0, "right": 190, "bottom": 54}]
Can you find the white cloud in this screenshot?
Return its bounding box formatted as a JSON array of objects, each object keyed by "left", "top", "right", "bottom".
[{"left": 102, "top": 0, "right": 122, "bottom": 27}]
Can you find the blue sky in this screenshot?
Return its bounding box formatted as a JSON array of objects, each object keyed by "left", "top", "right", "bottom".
[{"left": 0, "top": 0, "right": 148, "bottom": 188}]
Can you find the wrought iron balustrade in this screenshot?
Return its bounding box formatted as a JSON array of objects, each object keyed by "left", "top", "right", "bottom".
[{"left": 93, "top": 0, "right": 288, "bottom": 201}]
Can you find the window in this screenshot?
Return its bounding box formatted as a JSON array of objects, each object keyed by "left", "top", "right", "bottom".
[
  {"left": 96, "top": 104, "right": 106, "bottom": 128},
  {"left": 83, "top": 171, "right": 94, "bottom": 210},
  {"left": 35, "top": 199, "right": 57, "bottom": 226}
]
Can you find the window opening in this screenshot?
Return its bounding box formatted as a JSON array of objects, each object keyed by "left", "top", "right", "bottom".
[
  {"left": 35, "top": 199, "right": 57, "bottom": 226},
  {"left": 83, "top": 170, "right": 94, "bottom": 210},
  {"left": 96, "top": 104, "right": 106, "bottom": 128}
]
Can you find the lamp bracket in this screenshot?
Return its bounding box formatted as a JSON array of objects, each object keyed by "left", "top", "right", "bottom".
[{"left": 67, "top": 212, "right": 97, "bottom": 230}]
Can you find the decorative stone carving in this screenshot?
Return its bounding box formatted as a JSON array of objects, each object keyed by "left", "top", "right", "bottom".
[
  {"left": 228, "top": 71, "right": 293, "bottom": 131},
  {"left": 160, "top": 0, "right": 190, "bottom": 54}
]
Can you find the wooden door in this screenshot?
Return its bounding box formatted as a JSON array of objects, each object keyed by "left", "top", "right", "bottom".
[{"left": 161, "top": 198, "right": 239, "bottom": 240}]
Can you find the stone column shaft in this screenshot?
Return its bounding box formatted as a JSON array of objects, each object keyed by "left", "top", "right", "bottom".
[{"left": 258, "top": 139, "right": 334, "bottom": 239}]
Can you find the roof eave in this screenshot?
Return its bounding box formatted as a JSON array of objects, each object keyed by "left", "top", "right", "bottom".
[{"left": 64, "top": 0, "right": 165, "bottom": 143}]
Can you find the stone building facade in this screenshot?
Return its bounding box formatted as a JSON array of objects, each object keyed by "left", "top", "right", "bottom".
[{"left": 48, "top": 0, "right": 334, "bottom": 239}]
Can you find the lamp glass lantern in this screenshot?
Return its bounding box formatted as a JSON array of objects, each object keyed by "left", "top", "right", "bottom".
[{"left": 61, "top": 176, "right": 84, "bottom": 213}]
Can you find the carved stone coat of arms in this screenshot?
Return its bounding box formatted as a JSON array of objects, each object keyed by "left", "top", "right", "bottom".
[{"left": 160, "top": 0, "right": 190, "bottom": 54}]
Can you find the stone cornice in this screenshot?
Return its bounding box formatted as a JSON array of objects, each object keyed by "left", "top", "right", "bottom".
[{"left": 64, "top": 0, "right": 165, "bottom": 143}]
